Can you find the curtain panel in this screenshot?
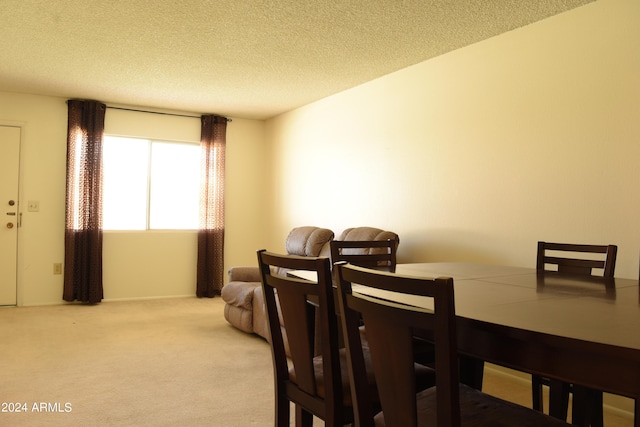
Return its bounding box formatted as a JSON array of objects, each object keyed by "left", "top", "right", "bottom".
[
  {"left": 63, "top": 100, "right": 105, "bottom": 304},
  {"left": 196, "top": 115, "right": 227, "bottom": 297}
]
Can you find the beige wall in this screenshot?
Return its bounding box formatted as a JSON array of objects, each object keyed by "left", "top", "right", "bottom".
[
  {"left": 0, "top": 93, "right": 67, "bottom": 306},
  {"left": 265, "top": 0, "right": 640, "bottom": 279},
  {"left": 0, "top": 93, "right": 267, "bottom": 305}
]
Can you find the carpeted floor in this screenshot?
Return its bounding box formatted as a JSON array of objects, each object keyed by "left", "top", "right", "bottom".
[
  {"left": 1, "top": 297, "right": 274, "bottom": 426},
  {"left": 0, "top": 297, "right": 633, "bottom": 426}
]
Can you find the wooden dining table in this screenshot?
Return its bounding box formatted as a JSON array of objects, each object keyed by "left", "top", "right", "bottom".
[{"left": 387, "top": 262, "right": 640, "bottom": 426}]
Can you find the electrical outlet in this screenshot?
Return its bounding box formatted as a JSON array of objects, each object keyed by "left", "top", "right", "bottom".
[{"left": 53, "top": 263, "right": 62, "bottom": 275}]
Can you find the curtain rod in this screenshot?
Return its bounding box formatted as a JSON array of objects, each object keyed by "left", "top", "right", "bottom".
[{"left": 106, "top": 105, "right": 232, "bottom": 121}]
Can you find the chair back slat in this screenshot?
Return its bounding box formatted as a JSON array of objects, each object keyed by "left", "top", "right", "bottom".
[{"left": 330, "top": 239, "right": 398, "bottom": 272}]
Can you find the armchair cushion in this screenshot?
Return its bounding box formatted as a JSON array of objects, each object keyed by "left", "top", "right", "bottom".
[
  {"left": 337, "top": 226, "right": 399, "bottom": 244},
  {"left": 227, "top": 266, "right": 261, "bottom": 282},
  {"left": 221, "top": 280, "right": 258, "bottom": 310},
  {"left": 285, "top": 226, "right": 334, "bottom": 257}
]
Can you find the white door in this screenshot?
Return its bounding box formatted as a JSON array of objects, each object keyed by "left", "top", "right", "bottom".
[{"left": 0, "top": 125, "right": 20, "bottom": 306}]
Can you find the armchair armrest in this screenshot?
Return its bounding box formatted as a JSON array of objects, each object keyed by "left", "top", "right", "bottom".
[{"left": 228, "top": 266, "right": 261, "bottom": 282}]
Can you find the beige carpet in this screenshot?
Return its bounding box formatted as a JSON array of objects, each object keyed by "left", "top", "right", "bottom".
[
  {"left": 0, "top": 297, "right": 633, "bottom": 426},
  {"left": 0, "top": 297, "right": 274, "bottom": 427}
]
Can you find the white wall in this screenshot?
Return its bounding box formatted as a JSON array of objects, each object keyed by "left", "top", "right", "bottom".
[
  {"left": 265, "top": 0, "right": 640, "bottom": 279},
  {"left": 0, "top": 93, "right": 267, "bottom": 305}
]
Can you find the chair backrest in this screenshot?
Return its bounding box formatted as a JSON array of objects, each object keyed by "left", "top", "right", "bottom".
[
  {"left": 332, "top": 227, "right": 399, "bottom": 272},
  {"left": 334, "top": 262, "right": 459, "bottom": 427},
  {"left": 330, "top": 239, "right": 398, "bottom": 272},
  {"left": 285, "top": 226, "right": 334, "bottom": 258},
  {"left": 257, "top": 249, "right": 345, "bottom": 423},
  {"left": 337, "top": 227, "right": 399, "bottom": 246},
  {"left": 536, "top": 241, "right": 618, "bottom": 278}
]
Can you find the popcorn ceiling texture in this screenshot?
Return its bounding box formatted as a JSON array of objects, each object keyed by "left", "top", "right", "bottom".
[{"left": 0, "top": 0, "right": 594, "bottom": 119}]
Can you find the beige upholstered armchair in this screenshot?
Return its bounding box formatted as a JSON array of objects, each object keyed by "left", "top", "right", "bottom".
[{"left": 221, "top": 226, "right": 334, "bottom": 340}]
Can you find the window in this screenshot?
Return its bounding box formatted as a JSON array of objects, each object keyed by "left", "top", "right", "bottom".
[{"left": 103, "top": 136, "right": 200, "bottom": 230}]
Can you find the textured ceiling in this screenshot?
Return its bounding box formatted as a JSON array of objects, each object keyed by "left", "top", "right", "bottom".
[{"left": 0, "top": 0, "right": 594, "bottom": 120}]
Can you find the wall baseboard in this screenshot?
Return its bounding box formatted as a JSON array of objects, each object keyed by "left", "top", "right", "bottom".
[{"left": 485, "top": 363, "right": 634, "bottom": 421}]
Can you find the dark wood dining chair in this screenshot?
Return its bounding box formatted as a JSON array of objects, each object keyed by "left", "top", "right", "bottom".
[
  {"left": 334, "top": 262, "right": 570, "bottom": 427},
  {"left": 330, "top": 237, "right": 437, "bottom": 365},
  {"left": 260, "top": 249, "right": 423, "bottom": 426},
  {"left": 330, "top": 239, "right": 398, "bottom": 272},
  {"left": 258, "top": 249, "right": 350, "bottom": 426},
  {"left": 532, "top": 241, "right": 618, "bottom": 426}
]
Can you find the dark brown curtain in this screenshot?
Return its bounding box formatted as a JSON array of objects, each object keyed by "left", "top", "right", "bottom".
[
  {"left": 196, "top": 115, "right": 227, "bottom": 297},
  {"left": 63, "top": 100, "right": 106, "bottom": 304}
]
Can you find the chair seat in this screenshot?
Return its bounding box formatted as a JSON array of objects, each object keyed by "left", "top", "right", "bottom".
[{"left": 373, "top": 383, "right": 570, "bottom": 426}]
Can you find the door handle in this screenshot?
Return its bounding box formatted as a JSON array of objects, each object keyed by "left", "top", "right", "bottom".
[
  {"left": 6, "top": 222, "right": 14, "bottom": 229},
  {"left": 6, "top": 212, "right": 16, "bottom": 216}
]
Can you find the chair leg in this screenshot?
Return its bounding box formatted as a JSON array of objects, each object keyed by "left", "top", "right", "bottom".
[
  {"left": 275, "top": 395, "right": 290, "bottom": 427},
  {"left": 548, "top": 379, "right": 570, "bottom": 421},
  {"left": 572, "top": 386, "right": 604, "bottom": 427},
  {"left": 532, "top": 374, "right": 544, "bottom": 412},
  {"left": 295, "top": 405, "right": 314, "bottom": 427},
  {"left": 459, "top": 355, "right": 484, "bottom": 390},
  {"left": 592, "top": 391, "right": 604, "bottom": 427}
]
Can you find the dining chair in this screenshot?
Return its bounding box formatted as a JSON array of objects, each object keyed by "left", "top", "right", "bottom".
[
  {"left": 258, "top": 249, "right": 351, "bottom": 426},
  {"left": 330, "top": 239, "right": 398, "bottom": 272},
  {"left": 258, "top": 250, "right": 434, "bottom": 426},
  {"left": 330, "top": 236, "right": 436, "bottom": 365},
  {"left": 532, "top": 241, "right": 618, "bottom": 426},
  {"left": 334, "top": 262, "right": 570, "bottom": 427}
]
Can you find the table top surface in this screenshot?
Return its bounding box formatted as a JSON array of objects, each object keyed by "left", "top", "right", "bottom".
[
  {"left": 291, "top": 262, "right": 640, "bottom": 400},
  {"left": 393, "top": 262, "right": 640, "bottom": 352}
]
